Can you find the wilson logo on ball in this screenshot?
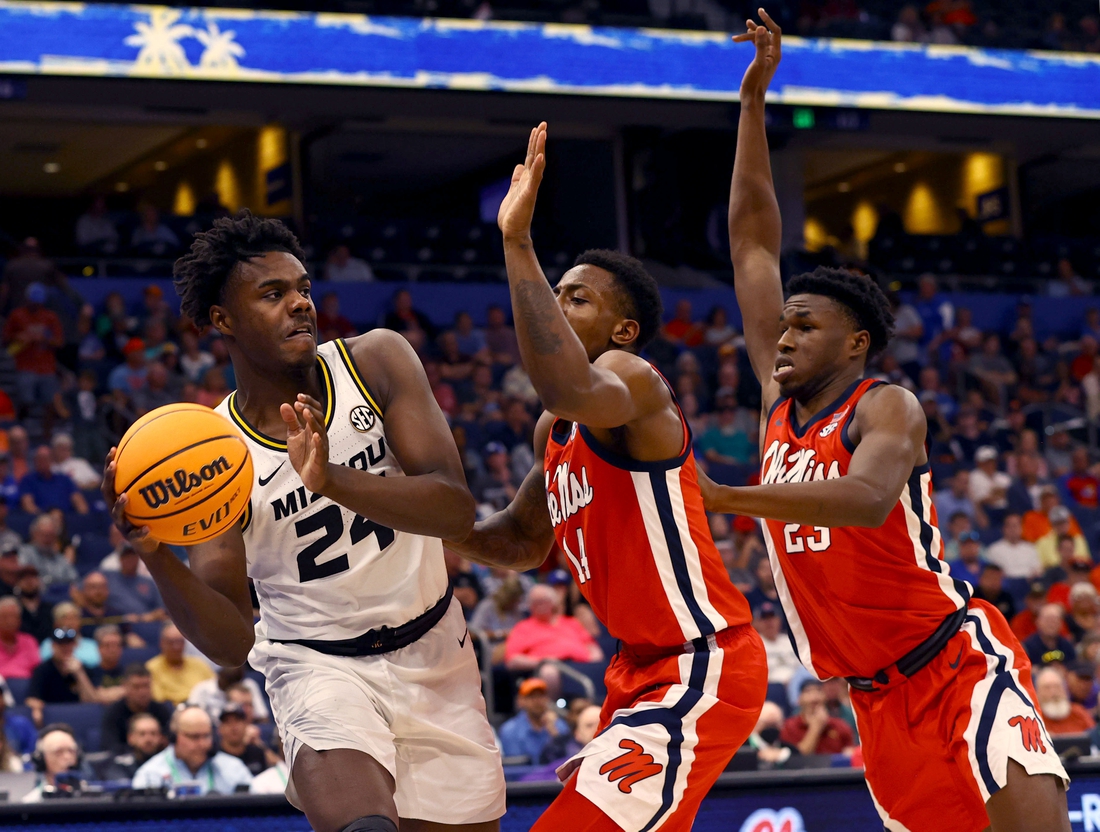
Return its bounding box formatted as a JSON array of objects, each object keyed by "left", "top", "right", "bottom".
[{"left": 138, "top": 456, "right": 234, "bottom": 509}]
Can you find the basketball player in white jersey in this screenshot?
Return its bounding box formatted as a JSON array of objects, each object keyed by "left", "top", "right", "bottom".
[{"left": 102, "top": 211, "right": 504, "bottom": 832}]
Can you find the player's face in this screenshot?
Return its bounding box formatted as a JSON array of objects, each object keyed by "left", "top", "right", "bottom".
[
  {"left": 216, "top": 251, "right": 317, "bottom": 372},
  {"left": 775, "top": 294, "right": 868, "bottom": 402},
  {"left": 554, "top": 266, "right": 637, "bottom": 361}
]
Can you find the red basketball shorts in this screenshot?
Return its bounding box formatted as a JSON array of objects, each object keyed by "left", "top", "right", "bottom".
[
  {"left": 851, "top": 599, "right": 1069, "bottom": 832},
  {"left": 530, "top": 623, "right": 767, "bottom": 832}
]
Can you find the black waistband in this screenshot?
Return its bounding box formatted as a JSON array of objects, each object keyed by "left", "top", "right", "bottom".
[
  {"left": 846, "top": 604, "right": 968, "bottom": 693},
  {"left": 272, "top": 583, "right": 454, "bottom": 657}
]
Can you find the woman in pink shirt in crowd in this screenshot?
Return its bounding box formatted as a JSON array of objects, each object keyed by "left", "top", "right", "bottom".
[
  {"left": 0, "top": 595, "right": 40, "bottom": 680},
  {"left": 504, "top": 584, "right": 603, "bottom": 695}
]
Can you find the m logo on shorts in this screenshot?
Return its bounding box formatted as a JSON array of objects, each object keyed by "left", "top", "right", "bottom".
[
  {"left": 598, "top": 739, "right": 663, "bottom": 794},
  {"left": 1008, "top": 715, "right": 1047, "bottom": 753}
]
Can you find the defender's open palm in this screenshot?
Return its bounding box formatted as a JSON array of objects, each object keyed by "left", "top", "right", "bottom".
[
  {"left": 734, "top": 8, "right": 782, "bottom": 99},
  {"left": 282, "top": 393, "right": 329, "bottom": 493},
  {"left": 498, "top": 122, "right": 547, "bottom": 240}
]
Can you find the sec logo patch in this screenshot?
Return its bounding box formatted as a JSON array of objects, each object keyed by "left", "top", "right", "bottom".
[{"left": 349, "top": 405, "right": 375, "bottom": 433}]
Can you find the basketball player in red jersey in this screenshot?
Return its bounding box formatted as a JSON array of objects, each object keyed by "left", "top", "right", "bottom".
[
  {"left": 699, "top": 12, "right": 1070, "bottom": 832},
  {"left": 446, "top": 123, "right": 767, "bottom": 831}
]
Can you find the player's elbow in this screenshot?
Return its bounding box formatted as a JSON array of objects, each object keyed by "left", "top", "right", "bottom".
[
  {"left": 856, "top": 495, "right": 894, "bottom": 528},
  {"left": 213, "top": 629, "right": 255, "bottom": 669},
  {"left": 440, "top": 483, "right": 478, "bottom": 542}
]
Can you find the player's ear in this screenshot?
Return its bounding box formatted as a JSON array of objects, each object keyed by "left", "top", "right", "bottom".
[
  {"left": 611, "top": 318, "right": 640, "bottom": 349},
  {"left": 209, "top": 305, "right": 232, "bottom": 337},
  {"left": 850, "top": 329, "right": 871, "bottom": 358}
]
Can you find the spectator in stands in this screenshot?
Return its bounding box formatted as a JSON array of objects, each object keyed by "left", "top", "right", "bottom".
[
  {"left": 41, "top": 603, "right": 100, "bottom": 668},
  {"left": 539, "top": 702, "right": 600, "bottom": 767},
  {"left": 1064, "top": 583, "right": 1100, "bottom": 641},
  {"left": 470, "top": 576, "right": 526, "bottom": 664},
  {"left": 1059, "top": 447, "right": 1099, "bottom": 511},
  {"left": 660, "top": 299, "right": 704, "bottom": 348},
  {"left": 94, "top": 625, "right": 127, "bottom": 698},
  {"left": 450, "top": 311, "right": 488, "bottom": 360},
  {"left": 146, "top": 624, "right": 214, "bottom": 705},
  {"left": 744, "top": 557, "right": 782, "bottom": 620},
  {"left": 546, "top": 568, "right": 599, "bottom": 638},
  {"left": 131, "top": 705, "right": 252, "bottom": 794},
  {"left": 15, "top": 565, "right": 53, "bottom": 643},
  {"left": 949, "top": 531, "right": 986, "bottom": 586},
  {"left": 424, "top": 360, "right": 458, "bottom": 418},
  {"left": 18, "top": 515, "right": 78, "bottom": 591},
  {"left": 129, "top": 204, "right": 179, "bottom": 252},
  {"left": 0, "top": 545, "right": 19, "bottom": 597},
  {"left": 0, "top": 595, "right": 39, "bottom": 679},
  {"left": 914, "top": 274, "right": 954, "bottom": 351},
  {"left": 972, "top": 563, "right": 1015, "bottom": 622},
  {"left": 696, "top": 387, "right": 755, "bottom": 465},
  {"left": 1011, "top": 581, "right": 1049, "bottom": 642},
  {"left": 23, "top": 724, "right": 84, "bottom": 801},
  {"left": 195, "top": 366, "right": 230, "bottom": 408},
  {"left": 969, "top": 446, "right": 1011, "bottom": 515},
  {"left": 92, "top": 712, "right": 165, "bottom": 781},
  {"left": 1048, "top": 258, "right": 1091, "bottom": 298},
  {"left": 950, "top": 408, "right": 997, "bottom": 468},
  {"left": 100, "top": 531, "right": 151, "bottom": 578},
  {"left": 504, "top": 584, "right": 603, "bottom": 673},
  {"left": 0, "top": 238, "right": 69, "bottom": 317},
  {"left": 1007, "top": 452, "right": 1047, "bottom": 515},
  {"left": 1023, "top": 487, "right": 1081, "bottom": 543},
  {"left": 101, "top": 664, "right": 173, "bottom": 752},
  {"left": 471, "top": 442, "right": 518, "bottom": 512},
  {"left": 101, "top": 551, "right": 164, "bottom": 631},
  {"left": 754, "top": 602, "right": 800, "bottom": 686},
  {"left": 443, "top": 549, "right": 483, "bottom": 618},
  {"left": 107, "top": 338, "right": 148, "bottom": 394},
  {"left": 484, "top": 304, "right": 520, "bottom": 367},
  {"left": 250, "top": 733, "right": 288, "bottom": 794},
  {"left": 1045, "top": 534, "right": 1090, "bottom": 594},
  {"left": 1036, "top": 667, "right": 1095, "bottom": 735},
  {"left": 225, "top": 681, "right": 269, "bottom": 727},
  {"left": 316, "top": 292, "right": 357, "bottom": 341},
  {"left": 2, "top": 282, "right": 64, "bottom": 421},
  {"left": 940, "top": 511, "right": 972, "bottom": 562},
  {"left": 1037, "top": 506, "right": 1090, "bottom": 571},
  {"left": 48, "top": 433, "right": 100, "bottom": 492},
  {"left": 324, "top": 244, "right": 374, "bottom": 283},
  {"left": 0, "top": 456, "right": 20, "bottom": 511},
  {"left": 132, "top": 361, "right": 176, "bottom": 416},
  {"left": 497, "top": 678, "right": 568, "bottom": 762},
  {"left": 53, "top": 370, "right": 109, "bottom": 466},
  {"left": 188, "top": 665, "right": 269, "bottom": 724},
  {"left": 1068, "top": 660, "right": 1099, "bottom": 711},
  {"left": 19, "top": 446, "right": 87, "bottom": 516},
  {"left": 74, "top": 196, "right": 119, "bottom": 253},
  {"left": 780, "top": 679, "right": 854, "bottom": 757},
  {"left": 1045, "top": 429, "right": 1075, "bottom": 478},
  {"left": 984, "top": 513, "right": 1041, "bottom": 580},
  {"left": 216, "top": 702, "right": 268, "bottom": 776},
  {"left": 1080, "top": 15, "right": 1100, "bottom": 53},
  {"left": 702, "top": 305, "right": 738, "bottom": 349},
  {"left": 7, "top": 426, "right": 30, "bottom": 483},
  {"left": 25, "top": 627, "right": 99, "bottom": 725},
  {"left": 382, "top": 288, "right": 435, "bottom": 346},
  {"left": 179, "top": 331, "right": 215, "bottom": 385},
  {"left": 748, "top": 700, "right": 798, "bottom": 768},
  {"left": 1023, "top": 603, "right": 1076, "bottom": 669},
  {"left": 917, "top": 367, "right": 956, "bottom": 422},
  {"left": 934, "top": 469, "right": 986, "bottom": 531}
]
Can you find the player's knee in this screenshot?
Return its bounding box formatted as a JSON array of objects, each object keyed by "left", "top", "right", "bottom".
[{"left": 340, "top": 817, "right": 398, "bottom": 832}]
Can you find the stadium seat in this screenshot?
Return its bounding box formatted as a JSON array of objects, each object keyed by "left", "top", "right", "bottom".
[
  {"left": 6, "top": 677, "right": 30, "bottom": 705},
  {"left": 765, "top": 682, "right": 790, "bottom": 716},
  {"left": 66, "top": 510, "right": 112, "bottom": 538},
  {"left": 562, "top": 661, "right": 609, "bottom": 703},
  {"left": 6, "top": 510, "right": 34, "bottom": 539},
  {"left": 43, "top": 702, "right": 104, "bottom": 752},
  {"left": 120, "top": 645, "right": 159, "bottom": 668},
  {"left": 76, "top": 533, "right": 113, "bottom": 574}
]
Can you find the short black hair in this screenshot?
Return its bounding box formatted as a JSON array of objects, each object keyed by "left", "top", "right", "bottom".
[
  {"left": 572, "top": 249, "right": 663, "bottom": 352},
  {"left": 786, "top": 266, "right": 894, "bottom": 359},
  {"left": 122, "top": 663, "right": 151, "bottom": 681},
  {"left": 173, "top": 209, "right": 307, "bottom": 328}
]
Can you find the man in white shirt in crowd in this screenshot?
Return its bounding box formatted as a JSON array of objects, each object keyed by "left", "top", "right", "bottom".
[
  {"left": 49, "top": 433, "right": 101, "bottom": 492},
  {"left": 969, "top": 446, "right": 1012, "bottom": 513},
  {"left": 131, "top": 705, "right": 252, "bottom": 794},
  {"left": 324, "top": 245, "right": 375, "bottom": 283},
  {"left": 985, "top": 513, "right": 1043, "bottom": 581},
  {"left": 754, "top": 602, "right": 801, "bottom": 686}
]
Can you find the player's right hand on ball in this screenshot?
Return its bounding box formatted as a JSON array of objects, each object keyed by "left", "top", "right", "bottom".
[{"left": 102, "top": 447, "right": 160, "bottom": 556}]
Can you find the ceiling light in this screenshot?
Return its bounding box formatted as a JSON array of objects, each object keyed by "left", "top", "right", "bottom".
[
  {"left": 115, "top": 181, "right": 130, "bottom": 192},
  {"left": 42, "top": 162, "right": 60, "bottom": 174},
  {"left": 154, "top": 160, "right": 167, "bottom": 171},
  {"left": 894, "top": 162, "right": 908, "bottom": 173},
  {"left": 196, "top": 138, "right": 208, "bottom": 149},
  {"left": 838, "top": 182, "right": 851, "bottom": 192}
]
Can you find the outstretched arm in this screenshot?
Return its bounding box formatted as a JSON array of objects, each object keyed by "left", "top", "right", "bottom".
[
  {"left": 730, "top": 10, "right": 785, "bottom": 409},
  {"left": 103, "top": 450, "right": 255, "bottom": 667},
  {"left": 446, "top": 413, "right": 556, "bottom": 571},
  {"left": 284, "top": 329, "right": 476, "bottom": 542},
  {"left": 496, "top": 124, "right": 664, "bottom": 428},
  {"left": 701, "top": 386, "right": 927, "bottom": 527}
]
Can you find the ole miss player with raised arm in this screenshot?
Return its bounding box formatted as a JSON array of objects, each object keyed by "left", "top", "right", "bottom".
[
  {"left": 446, "top": 123, "right": 767, "bottom": 831},
  {"left": 699, "top": 11, "right": 1070, "bottom": 832}
]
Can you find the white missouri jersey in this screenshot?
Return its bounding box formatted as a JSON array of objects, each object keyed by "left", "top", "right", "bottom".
[{"left": 215, "top": 339, "right": 449, "bottom": 642}]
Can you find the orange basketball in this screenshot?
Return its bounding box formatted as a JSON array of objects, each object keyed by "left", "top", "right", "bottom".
[{"left": 114, "top": 403, "right": 253, "bottom": 546}]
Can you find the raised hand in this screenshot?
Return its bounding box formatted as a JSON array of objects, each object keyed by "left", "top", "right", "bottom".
[
  {"left": 281, "top": 393, "right": 330, "bottom": 494},
  {"left": 498, "top": 122, "right": 548, "bottom": 242},
  {"left": 733, "top": 7, "right": 782, "bottom": 100},
  {"left": 102, "top": 447, "right": 160, "bottom": 556}
]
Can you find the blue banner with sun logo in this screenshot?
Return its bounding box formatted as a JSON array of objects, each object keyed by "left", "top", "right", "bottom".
[{"left": 1, "top": 1, "right": 1099, "bottom": 117}]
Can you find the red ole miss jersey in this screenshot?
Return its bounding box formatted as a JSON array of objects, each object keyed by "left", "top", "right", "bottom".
[
  {"left": 760, "top": 378, "right": 971, "bottom": 680},
  {"left": 544, "top": 415, "right": 752, "bottom": 649}
]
